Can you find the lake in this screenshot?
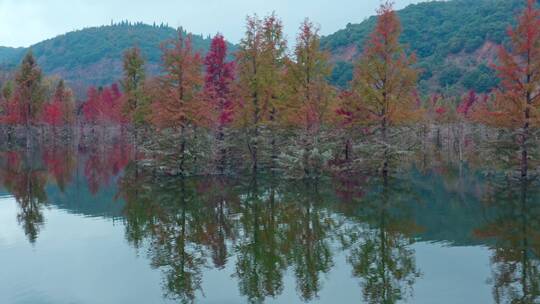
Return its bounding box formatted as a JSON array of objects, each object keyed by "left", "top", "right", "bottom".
[{"left": 0, "top": 141, "right": 538, "bottom": 304}]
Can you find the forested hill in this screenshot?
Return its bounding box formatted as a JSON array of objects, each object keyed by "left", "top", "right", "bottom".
[
  {"left": 0, "top": 22, "right": 223, "bottom": 92},
  {"left": 322, "top": 0, "right": 529, "bottom": 94},
  {"left": 0, "top": 0, "right": 533, "bottom": 95}
]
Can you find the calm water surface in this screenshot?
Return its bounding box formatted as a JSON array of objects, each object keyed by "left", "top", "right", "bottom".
[{"left": 0, "top": 143, "right": 538, "bottom": 304}]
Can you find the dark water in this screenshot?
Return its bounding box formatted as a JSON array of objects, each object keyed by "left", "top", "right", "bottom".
[{"left": 0, "top": 142, "right": 539, "bottom": 304}]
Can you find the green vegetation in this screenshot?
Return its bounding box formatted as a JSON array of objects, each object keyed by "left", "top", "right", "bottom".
[
  {"left": 0, "top": 22, "right": 228, "bottom": 89},
  {"left": 0, "top": 0, "right": 531, "bottom": 95},
  {"left": 322, "top": 0, "right": 526, "bottom": 93}
]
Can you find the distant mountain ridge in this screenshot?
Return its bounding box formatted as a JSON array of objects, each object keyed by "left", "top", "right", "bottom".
[
  {"left": 0, "top": 22, "right": 225, "bottom": 94},
  {"left": 0, "top": 0, "right": 535, "bottom": 95},
  {"left": 322, "top": 0, "right": 531, "bottom": 94}
]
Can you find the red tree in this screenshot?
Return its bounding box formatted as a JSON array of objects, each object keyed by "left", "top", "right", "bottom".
[
  {"left": 82, "top": 84, "right": 126, "bottom": 125},
  {"left": 83, "top": 87, "right": 102, "bottom": 124},
  {"left": 204, "top": 34, "right": 236, "bottom": 128},
  {"left": 0, "top": 98, "right": 23, "bottom": 125},
  {"left": 457, "top": 91, "right": 478, "bottom": 118},
  {"left": 41, "top": 80, "right": 75, "bottom": 128},
  {"left": 203, "top": 34, "right": 236, "bottom": 172},
  {"left": 470, "top": 0, "right": 540, "bottom": 178},
  {"left": 41, "top": 101, "right": 63, "bottom": 126}
]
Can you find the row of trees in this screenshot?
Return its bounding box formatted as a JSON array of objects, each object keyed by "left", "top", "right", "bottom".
[
  {"left": 0, "top": 0, "right": 539, "bottom": 177},
  {"left": 0, "top": 55, "right": 75, "bottom": 133}
]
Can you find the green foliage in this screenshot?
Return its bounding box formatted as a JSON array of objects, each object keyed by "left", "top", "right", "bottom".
[
  {"left": 462, "top": 64, "right": 499, "bottom": 93},
  {"left": 0, "top": 47, "right": 25, "bottom": 66},
  {"left": 122, "top": 47, "right": 147, "bottom": 125},
  {"left": 329, "top": 61, "right": 353, "bottom": 88},
  {"left": 0, "top": 22, "right": 231, "bottom": 89},
  {"left": 16, "top": 52, "right": 46, "bottom": 123},
  {"left": 322, "top": 0, "right": 528, "bottom": 93},
  {"left": 438, "top": 66, "right": 463, "bottom": 88}
]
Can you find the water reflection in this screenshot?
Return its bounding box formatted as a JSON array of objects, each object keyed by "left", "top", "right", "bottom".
[
  {"left": 0, "top": 150, "right": 47, "bottom": 243},
  {"left": 124, "top": 175, "right": 206, "bottom": 303},
  {"left": 337, "top": 172, "right": 421, "bottom": 304},
  {"left": 280, "top": 180, "right": 335, "bottom": 302},
  {"left": 0, "top": 138, "right": 539, "bottom": 303},
  {"left": 475, "top": 173, "right": 540, "bottom": 302}
]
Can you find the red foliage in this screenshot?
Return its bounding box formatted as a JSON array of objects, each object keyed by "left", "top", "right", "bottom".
[
  {"left": 42, "top": 146, "right": 74, "bottom": 187},
  {"left": 0, "top": 98, "right": 23, "bottom": 125},
  {"left": 435, "top": 107, "right": 447, "bottom": 116},
  {"left": 484, "top": 0, "right": 540, "bottom": 128},
  {"left": 82, "top": 84, "right": 127, "bottom": 125},
  {"left": 457, "top": 91, "right": 478, "bottom": 117},
  {"left": 42, "top": 101, "right": 63, "bottom": 126},
  {"left": 83, "top": 142, "right": 133, "bottom": 195},
  {"left": 83, "top": 87, "right": 101, "bottom": 124},
  {"left": 369, "top": 1, "right": 402, "bottom": 56},
  {"left": 203, "top": 34, "right": 236, "bottom": 128}
]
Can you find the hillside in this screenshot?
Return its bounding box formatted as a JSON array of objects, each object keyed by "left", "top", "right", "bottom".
[
  {"left": 322, "top": 0, "right": 529, "bottom": 94},
  {"left": 0, "top": 22, "right": 224, "bottom": 94},
  {"left": 0, "top": 0, "right": 533, "bottom": 96}
]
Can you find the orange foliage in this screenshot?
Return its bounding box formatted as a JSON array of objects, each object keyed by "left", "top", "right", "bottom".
[
  {"left": 472, "top": 0, "right": 540, "bottom": 129},
  {"left": 151, "top": 32, "right": 204, "bottom": 130}
]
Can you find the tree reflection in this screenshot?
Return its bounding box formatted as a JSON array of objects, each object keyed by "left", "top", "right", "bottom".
[
  {"left": 82, "top": 140, "right": 133, "bottom": 195},
  {"left": 0, "top": 150, "right": 47, "bottom": 244},
  {"left": 120, "top": 171, "right": 207, "bottom": 303},
  {"left": 475, "top": 171, "right": 540, "bottom": 303},
  {"left": 0, "top": 137, "right": 133, "bottom": 244},
  {"left": 281, "top": 180, "right": 336, "bottom": 302},
  {"left": 42, "top": 143, "right": 76, "bottom": 192},
  {"left": 194, "top": 177, "right": 238, "bottom": 269},
  {"left": 337, "top": 171, "right": 421, "bottom": 304},
  {"left": 233, "top": 175, "right": 288, "bottom": 303},
  {"left": 120, "top": 168, "right": 345, "bottom": 303},
  {"left": 0, "top": 140, "right": 435, "bottom": 302}
]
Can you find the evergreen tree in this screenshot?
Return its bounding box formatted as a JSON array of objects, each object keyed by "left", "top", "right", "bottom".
[
  {"left": 14, "top": 52, "right": 45, "bottom": 130},
  {"left": 122, "top": 47, "right": 148, "bottom": 126}
]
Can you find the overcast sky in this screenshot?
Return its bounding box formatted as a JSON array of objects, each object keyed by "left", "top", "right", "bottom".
[{"left": 0, "top": 0, "right": 426, "bottom": 48}]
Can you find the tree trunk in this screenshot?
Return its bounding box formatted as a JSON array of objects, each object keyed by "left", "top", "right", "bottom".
[{"left": 382, "top": 117, "right": 388, "bottom": 178}]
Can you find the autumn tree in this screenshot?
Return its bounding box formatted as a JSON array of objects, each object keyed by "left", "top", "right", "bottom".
[
  {"left": 41, "top": 80, "right": 75, "bottom": 131},
  {"left": 151, "top": 31, "right": 204, "bottom": 171},
  {"left": 473, "top": 0, "right": 540, "bottom": 179},
  {"left": 13, "top": 52, "right": 45, "bottom": 138},
  {"left": 82, "top": 84, "right": 125, "bottom": 127},
  {"left": 122, "top": 47, "right": 148, "bottom": 126},
  {"left": 349, "top": 2, "right": 419, "bottom": 176},
  {"left": 0, "top": 80, "right": 22, "bottom": 134},
  {"left": 281, "top": 19, "right": 335, "bottom": 177},
  {"left": 285, "top": 20, "right": 333, "bottom": 132},
  {"left": 41, "top": 98, "right": 63, "bottom": 128},
  {"left": 152, "top": 31, "right": 203, "bottom": 129},
  {"left": 203, "top": 34, "right": 236, "bottom": 173},
  {"left": 236, "top": 13, "right": 287, "bottom": 172},
  {"left": 82, "top": 86, "right": 101, "bottom": 125},
  {"left": 104, "top": 83, "right": 127, "bottom": 124}
]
